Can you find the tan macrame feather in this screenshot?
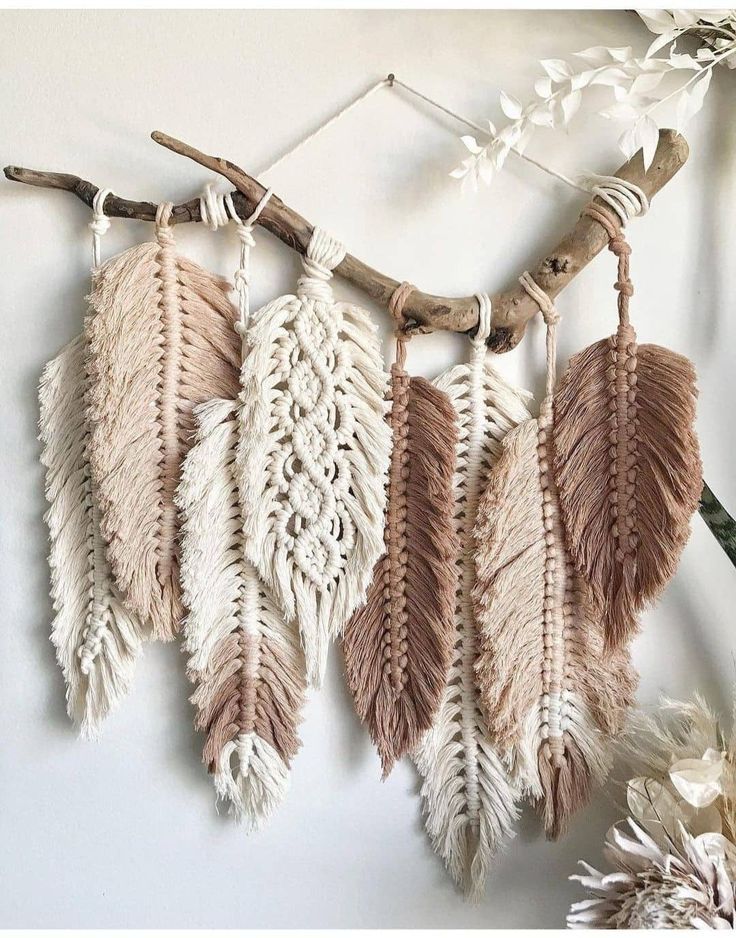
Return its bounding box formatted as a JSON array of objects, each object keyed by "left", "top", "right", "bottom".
[
  {"left": 39, "top": 333, "right": 146, "bottom": 738},
  {"left": 473, "top": 280, "right": 637, "bottom": 839},
  {"left": 86, "top": 213, "right": 240, "bottom": 640},
  {"left": 553, "top": 206, "right": 702, "bottom": 647},
  {"left": 238, "top": 228, "right": 391, "bottom": 685},
  {"left": 414, "top": 294, "right": 530, "bottom": 899},
  {"left": 178, "top": 398, "right": 306, "bottom": 828},
  {"left": 342, "top": 314, "right": 459, "bottom": 776}
]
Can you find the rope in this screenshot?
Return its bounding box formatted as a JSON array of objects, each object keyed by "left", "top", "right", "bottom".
[
  {"left": 518, "top": 271, "right": 560, "bottom": 403},
  {"left": 388, "top": 281, "right": 416, "bottom": 370},
  {"left": 582, "top": 203, "right": 633, "bottom": 327},
  {"left": 224, "top": 187, "right": 273, "bottom": 335},
  {"left": 90, "top": 187, "right": 112, "bottom": 269},
  {"left": 580, "top": 173, "right": 649, "bottom": 227}
]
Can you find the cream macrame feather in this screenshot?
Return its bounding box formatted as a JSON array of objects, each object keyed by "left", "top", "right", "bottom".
[
  {"left": 414, "top": 295, "right": 531, "bottom": 900},
  {"left": 39, "top": 333, "right": 146, "bottom": 738},
  {"left": 238, "top": 228, "right": 391, "bottom": 685},
  {"left": 86, "top": 205, "right": 241, "bottom": 641},
  {"left": 178, "top": 397, "right": 306, "bottom": 829}
]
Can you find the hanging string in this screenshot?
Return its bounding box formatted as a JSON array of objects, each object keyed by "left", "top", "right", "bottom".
[
  {"left": 388, "top": 281, "right": 415, "bottom": 370},
  {"left": 582, "top": 203, "right": 633, "bottom": 328},
  {"left": 89, "top": 187, "right": 112, "bottom": 269},
  {"left": 390, "top": 76, "right": 587, "bottom": 195},
  {"left": 257, "top": 78, "right": 389, "bottom": 180},
  {"left": 224, "top": 187, "right": 273, "bottom": 336},
  {"left": 518, "top": 270, "right": 561, "bottom": 410}
]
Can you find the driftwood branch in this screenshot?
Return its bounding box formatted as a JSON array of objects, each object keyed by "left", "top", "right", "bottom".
[{"left": 4, "top": 128, "right": 688, "bottom": 351}]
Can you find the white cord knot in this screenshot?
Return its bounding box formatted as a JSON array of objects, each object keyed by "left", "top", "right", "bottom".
[
  {"left": 580, "top": 173, "right": 649, "bottom": 228},
  {"left": 90, "top": 186, "right": 112, "bottom": 269},
  {"left": 474, "top": 293, "right": 493, "bottom": 344},
  {"left": 223, "top": 188, "right": 273, "bottom": 337},
  {"left": 298, "top": 228, "right": 346, "bottom": 304},
  {"left": 199, "top": 183, "right": 229, "bottom": 230},
  {"left": 518, "top": 271, "right": 559, "bottom": 325}
]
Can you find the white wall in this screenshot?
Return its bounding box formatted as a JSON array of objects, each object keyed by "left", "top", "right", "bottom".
[{"left": 1, "top": 9, "right": 735, "bottom": 929}]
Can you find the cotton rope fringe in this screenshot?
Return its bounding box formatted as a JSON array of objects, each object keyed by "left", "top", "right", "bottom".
[
  {"left": 413, "top": 295, "right": 531, "bottom": 901},
  {"left": 237, "top": 226, "right": 391, "bottom": 686},
  {"left": 553, "top": 200, "right": 702, "bottom": 648},
  {"left": 85, "top": 201, "right": 242, "bottom": 641},
  {"left": 472, "top": 276, "right": 637, "bottom": 841},
  {"left": 342, "top": 283, "right": 458, "bottom": 778},
  {"left": 39, "top": 189, "right": 146, "bottom": 738},
  {"left": 177, "top": 187, "right": 307, "bottom": 829}
]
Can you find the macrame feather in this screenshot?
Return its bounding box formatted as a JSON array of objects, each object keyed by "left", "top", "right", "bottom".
[
  {"left": 178, "top": 398, "right": 306, "bottom": 828},
  {"left": 414, "top": 304, "right": 531, "bottom": 899},
  {"left": 342, "top": 367, "right": 458, "bottom": 777},
  {"left": 238, "top": 230, "right": 391, "bottom": 684},
  {"left": 553, "top": 228, "right": 702, "bottom": 647},
  {"left": 86, "top": 230, "right": 241, "bottom": 640},
  {"left": 39, "top": 333, "right": 145, "bottom": 738},
  {"left": 473, "top": 414, "right": 637, "bottom": 838}
]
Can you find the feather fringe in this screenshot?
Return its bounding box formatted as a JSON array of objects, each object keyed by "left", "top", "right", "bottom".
[
  {"left": 553, "top": 324, "right": 702, "bottom": 646},
  {"left": 39, "top": 334, "right": 145, "bottom": 739},
  {"left": 86, "top": 237, "right": 241, "bottom": 640},
  {"left": 238, "top": 292, "right": 391, "bottom": 685},
  {"left": 342, "top": 369, "right": 458, "bottom": 777},
  {"left": 474, "top": 416, "right": 637, "bottom": 839},
  {"left": 178, "top": 397, "right": 306, "bottom": 830},
  {"left": 414, "top": 356, "right": 531, "bottom": 898}
]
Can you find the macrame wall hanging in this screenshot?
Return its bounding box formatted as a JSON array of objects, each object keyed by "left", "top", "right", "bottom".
[
  {"left": 553, "top": 203, "right": 702, "bottom": 647},
  {"left": 473, "top": 274, "right": 637, "bottom": 843},
  {"left": 414, "top": 295, "right": 532, "bottom": 900},
  {"left": 342, "top": 282, "right": 459, "bottom": 778},
  {"left": 177, "top": 188, "right": 308, "bottom": 828},
  {"left": 236, "top": 227, "right": 391, "bottom": 686},
  {"left": 20, "top": 72, "right": 710, "bottom": 900}
]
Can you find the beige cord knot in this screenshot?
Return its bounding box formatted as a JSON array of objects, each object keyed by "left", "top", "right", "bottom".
[
  {"left": 583, "top": 202, "right": 634, "bottom": 327},
  {"left": 224, "top": 187, "right": 273, "bottom": 335},
  {"left": 388, "top": 282, "right": 415, "bottom": 370},
  {"left": 155, "top": 201, "right": 175, "bottom": 246}
]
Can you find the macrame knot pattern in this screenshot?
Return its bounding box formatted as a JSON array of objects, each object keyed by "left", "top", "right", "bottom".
[
  {"left": 223, "top": 187, "right": 273, "bottom": 335},
  {"left": 155, "top": 201, "right": 175, "bottom": 249},
  {"left": 582, "top": 201, "right": 640, "bottom": 580},
  {"left": 267, "top": 227, "right": 356, "bottom": 593},
  {"left": 89, "top": 187, "right": 113, "bottom": 269},
  {"left": 297, "top": 227, "right": 346, "bottom": 305}
]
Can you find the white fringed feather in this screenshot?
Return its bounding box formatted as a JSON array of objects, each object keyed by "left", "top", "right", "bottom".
[
  {"left": 178, "top": 397, "right": 306, "bottom": 830},
  {"left": 237, "top": 229, "right": 391, "bottom": 684},
  {"left": 39, "top": 333, "right": 145, "bottom": 739},
  {"left": 414, "top": 298, "right": 532, "bottom": 899}
]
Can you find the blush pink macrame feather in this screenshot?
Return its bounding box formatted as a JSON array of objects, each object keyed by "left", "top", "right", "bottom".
[
  {"left": 86, "top": 212, "right": 241, "bottom": 640},
  {"left": 553, "top": 205, "right": 702, "bottom": 647},
  {"left": 343, "top": 291, "right": 458, "bottom": 777},
  {"left": 473, "top": 277, "right": 637, "bottom": 839}
]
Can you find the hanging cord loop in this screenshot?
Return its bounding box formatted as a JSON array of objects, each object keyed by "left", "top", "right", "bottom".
[
  {"left": 582, "top": 202, "right": 633, "bottom": 327},
  {"left": 579, "top": 173, "right": 649, "bottom": 227},
  {"left": 155, "top": 201, "right": 175, "bottom": 247},
  {"left": 473, "top": 293, "right": 493, "bottom": 366},
  {"left": 89, "top": 187, "right": 112, "bottom": 269},
  {"left": 518, "top": 270, "right": 560, "bottom": 418},
  {"left": 388, "top": 281, "right": 416, "bottom": 370},
  {"left": 224, "top": 186, "right": 273, "bottom": 334}
]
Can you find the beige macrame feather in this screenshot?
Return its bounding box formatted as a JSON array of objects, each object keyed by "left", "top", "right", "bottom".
[
  {"left": 553, "top": 206, "right": 702, "bottom": 647},
  {"left": 86, "top": 216, "right": 241, "bottom": 640},
  {"left": 473, "top": 280, "right": 637, "bottom": 840},
  {"left": 39, "top": 333, "right": 146, "bottom": 738},
  {"left": 178, "top": 397, "right": 306, "bottom": 829},
  {"left": 342, "top": 338, "right": 459, "bottom": 777},
  {"left": 414, "top": 294, "right": 531, "bottom": 899},
  {"left": 238, "top": 228, "right": 391, "bottom": 685}
]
